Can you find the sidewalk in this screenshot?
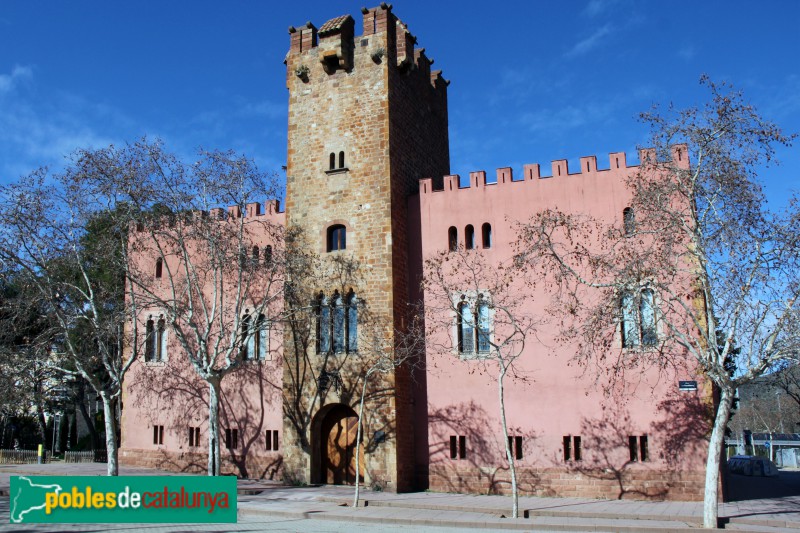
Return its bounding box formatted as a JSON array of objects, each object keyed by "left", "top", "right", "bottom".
[{"left": 2, "top": 463, "right": 799, "bottom": 531}]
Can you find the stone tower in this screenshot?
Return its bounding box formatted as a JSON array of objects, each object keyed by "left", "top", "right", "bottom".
[{"left": 282, "top": 4, "right": 449, "bottom": 491}]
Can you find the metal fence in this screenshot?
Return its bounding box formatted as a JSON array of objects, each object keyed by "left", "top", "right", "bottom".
[
  {"left": 64, "top": 449, "right": 107, "bottom": 463},
  {"left": 0, "top": 449, "right": 49, "bottom": 464}
]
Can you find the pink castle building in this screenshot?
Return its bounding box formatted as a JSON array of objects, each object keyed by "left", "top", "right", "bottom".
[{"left": 120, "top": 4, "right": 709, "bottom": 500}]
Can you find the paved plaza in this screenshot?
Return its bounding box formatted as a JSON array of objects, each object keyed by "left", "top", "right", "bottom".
[{"left": 1, "top": 463, "right": 798, "bottom": 531}]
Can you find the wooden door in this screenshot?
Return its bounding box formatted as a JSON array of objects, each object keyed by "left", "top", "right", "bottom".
[{"left": 325, "top": 414, "right": 364, "bottom": 485}]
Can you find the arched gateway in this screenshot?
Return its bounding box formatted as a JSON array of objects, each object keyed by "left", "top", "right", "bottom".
[{"left": 312, "top": 403, "right": 364, "bottom": 485}]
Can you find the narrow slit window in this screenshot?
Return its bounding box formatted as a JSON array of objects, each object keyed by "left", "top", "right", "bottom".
[
  {"left": 450, "top": 436, "right": 457, "bottom": 459},
  {"left": 155, "top": 258, "right": 163, "bottom": 279},
  {"left": 329, "top": 153, "right": 336, "bottom": 170},
  {"left": 574, "top": 436, "right": 582, "bottom": 461},
  {"left": 252, "top": 246, "right": 260, "bottom": 263},
  {"left": 459, "top": 435, "right": 467, "bottom": 459},
  {"left": 515, "top": 436, "right": 523, "bottom": 460},
  {"left": 639, "top": 435, "right": 649, "bottom": 461},
  {"left": 264, "top": 245, "right": 273, "bottom": 265},
  {"left": 563, "top": 435, "right": 571, "bottom": 461},
  {"left": 339, "top": 151, "right": 345, "bottom": 169},
  {"left": 256, "top": 313, "right": 268, "bottom": 360}
]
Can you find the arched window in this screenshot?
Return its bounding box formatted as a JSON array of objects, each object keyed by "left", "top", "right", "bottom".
[
  {"left": 482, "top": 223, "right": 492, "bottom": 249},
  {"left": 339, "top": 151, "right": 345, "bottom": 169},
  {"left": 255, "top": 313, "right": 268, "bottom": 360},
  {"left": 329, "top": 153, "right": 336, "bottom": 170},
  {"left": 457, "top": 299, "right": 474, "bottom": 354},
  {"left": 623, "top": 207, "right": 635, "bottom": 236},
  {"left": 241, "top": 313, "right": 252, "bottom": 360},
  {"left": 448, "top": 226, "right": 458, "bottom": 252},
  {"left": 317, "top": 293, "right": 330, "bottom": 354},
  {"left": 465, "top": 225, "right": 475, "bottom": 250},
  {"left": 145, "top": 317, "right": 155, "bottom": 361},
  {"left": 332, "top": 292, "right": 345, "bottom": 353},
  {"left": 264, "top": 245, "right": 273, "bottom": 265},
  {"left": 621, "top": 288, "right": 657, "bottom": 347},
  {"left": 155, "top": 258, "right": 163, "bottom": 279},
  {"left": 640, "top": 289, "right": 657, "bottom": 346},
  {"left": 477, "top": 297, "right": 490, "bottom": 353},
  {"left": 156, "top": 315, "right": 166, "bottom": 361},
  {"left": 327, "top": 224, "right": 346, "bottom": 252},
  {"left": 346, "top": 290, "right": 358, "bottom": 352}
]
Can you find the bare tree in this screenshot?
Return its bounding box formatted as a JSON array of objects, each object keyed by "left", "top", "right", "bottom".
[
  {"left": 422, "top": 248, "right": 537, "bottom": 519},
  {"left": 0, "top": 167, "right": 138, "bottom": 475},
  {"left": 88, "top": 141, "right": 285, "bottom": 476},
  {"left": 517, "top": 77, "right": 799, "bottom": 528}
]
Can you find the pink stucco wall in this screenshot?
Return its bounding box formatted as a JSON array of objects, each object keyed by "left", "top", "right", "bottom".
[
  {"left": 120, "top": 203, "right": 286, "bottom": 479},
  {"left": 410, "top": 148, "right": 710, "bottom": 498}
]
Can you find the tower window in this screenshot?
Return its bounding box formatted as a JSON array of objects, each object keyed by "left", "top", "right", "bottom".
[
  {"left": 482, "top": 223, "right": 492, "bottom": 248},
  {"left": 329, "top": 153, "right": 336, "bottom": 170},
  {"left": 327, "top": 224, "right": 346, "bottom": 252},
  {"left": 339, "top": 151, "right": 345, "bottom": 169},
  {"left": 317, "top": 293, "right": 331, "bottom": 354},
  {"left": 155, "top": 258, "right": 163, "bottom": 279},
  {"left": 465, "top": 225, "right": 475, "bottom": 250}
]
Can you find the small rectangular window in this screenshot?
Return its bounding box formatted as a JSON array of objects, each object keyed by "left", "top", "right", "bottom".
[
  {"left": 564, "top": 435, "right": 581, "bottom": 461},
  {"left": 188, "top": 427, "right": 200, "bottom": 447},
  {"left": 225, "top": 428, "right": 238, "bottom": 450},
  {"left": 507, "top": 435, "right": 523, "bottom": 460},
  {"left": 629, "top": 435, "right": 638, "bottom": 461},
  {"left": 266, "top": 430, "right": 279, "bottom": 451},
  {"left": 153, "top": 425, "right": 164, "bottom": 445},
  {"left": 449, "top": 436, "right": 457, "bottom": 459},
  {"left": 639, "top": 435, "right": 649, "bottom": 462},
  {"left": 459, "top": 435, "right": 467, "bottom": 459}
]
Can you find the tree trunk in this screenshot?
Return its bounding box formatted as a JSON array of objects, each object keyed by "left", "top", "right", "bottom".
[
  {"left": 208, "top": 378, "right": 222, "bottom": 476},
  {"left": 703, "top": 386, "right": 734, "bottom": 528},
  {"left": 498, "top": 364, "right": 518, "bottom": 519},
  {"left": 353, "top": 373, "right": 370, "bottom": 508},
  {"left": 35, "top": 397, "right": 47, "bottom": 446},
  {"left": 100, "top": 394, "right": 119, "bottom": 476}
]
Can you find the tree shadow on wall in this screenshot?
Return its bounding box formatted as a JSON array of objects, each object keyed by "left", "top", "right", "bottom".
[
  {"left": 126, "top": 357, "right": 283, "bottom": 479},
  {"left": 428, "top": 401, "right": 544, "bottom": 496},
  {"left": 570, "top": 402, "right": 670, "bottom": 500},
  {"left": 219, "top": 358, "right": 284, "bottom": 480}
]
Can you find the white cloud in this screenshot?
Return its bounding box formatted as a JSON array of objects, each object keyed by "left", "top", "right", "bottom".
[
  {"left": 0, "top": 65, "right": 33, "bottom": 94},
  {"left": 565, "top": 24, "right": 612, "bottom": 58}
]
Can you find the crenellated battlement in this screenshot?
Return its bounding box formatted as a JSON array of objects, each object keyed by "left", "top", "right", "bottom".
[
  {"left": 418, "top": 145, "right": 688, "bottom": 195},
  {"left": 133, "top": 200, "right": 283, "bottom": 231},
  {"left": 286, "top": 3, "right": 448, "bottom": 91}
]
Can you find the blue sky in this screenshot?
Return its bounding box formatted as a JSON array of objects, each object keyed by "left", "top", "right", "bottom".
[{"left": 1, "top": 1, "right": 798, "bottom": 207}]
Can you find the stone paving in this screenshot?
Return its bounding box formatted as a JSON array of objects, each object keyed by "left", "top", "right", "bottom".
[{"left": 2, "top": 463, "right": 799, "bottom": 531}]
